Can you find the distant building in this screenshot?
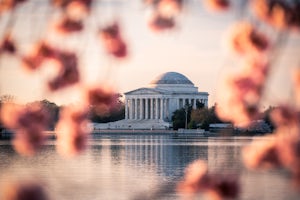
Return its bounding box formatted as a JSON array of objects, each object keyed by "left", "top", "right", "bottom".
[{"left": 94, "top": 71, "right": 209, "bottom": 130}]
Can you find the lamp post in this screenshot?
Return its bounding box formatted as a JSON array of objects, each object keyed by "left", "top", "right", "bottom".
[{"left": 184, "top": 104, "right": 188, "bottom": 129}]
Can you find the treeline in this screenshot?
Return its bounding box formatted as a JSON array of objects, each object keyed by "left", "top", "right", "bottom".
[
  {"left": 0, "top": 95, "right": 125, "bottom": 131},
  {"left": 171, "top": 103, "right": 275, "bottom": 131},
  {"left": 171, "top": 103, "right": 222, "bottom": 130}
]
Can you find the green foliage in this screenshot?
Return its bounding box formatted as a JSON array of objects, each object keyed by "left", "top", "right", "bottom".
[
  {"left": 171, "top": 105, "right": 192, "bottom": 130},
  {"left": 171, "top": 104, "right": 223, "bottom": 131},
  {"left": 190, "top": 105, "right": 222, "bottom": 131},
  {"left": 171, "top": 108, "right": 186, "bottom": 130},
  {"left": 188, "top": 120, "right": 197, "bottom": 129}
]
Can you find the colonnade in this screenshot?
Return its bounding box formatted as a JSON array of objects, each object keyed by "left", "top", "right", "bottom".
[
  {"left": 125, "top": 98, "right": 169, "bottom": 120},
  {"left": 125, "top": 97, "right": 208, "bottom": 120}
]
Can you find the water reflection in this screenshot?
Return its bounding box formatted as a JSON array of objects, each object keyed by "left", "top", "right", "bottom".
[{"left": 0, "top": 135, "right": 299, "bottom": 199}]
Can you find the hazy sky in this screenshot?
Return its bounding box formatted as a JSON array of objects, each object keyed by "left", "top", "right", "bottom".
[{"left": 0, "top": 0, "right": 299, "bottom": 107}]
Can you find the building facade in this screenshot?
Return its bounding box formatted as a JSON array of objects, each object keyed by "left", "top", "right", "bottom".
[
  {"left": 124, "top": 72, "right": 209, "bottom": 122},
  {"left": 93, "top": 71, "right": 209, "bottom": 130}
]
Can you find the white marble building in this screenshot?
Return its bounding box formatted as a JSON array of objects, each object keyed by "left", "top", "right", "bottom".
[{"left": 94, "top": 72, "right": 208, "bottom": 130}]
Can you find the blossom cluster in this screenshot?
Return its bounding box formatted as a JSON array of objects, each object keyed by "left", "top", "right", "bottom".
[
  {"left": 243, "top": 104, "right": 300, "bottom": 189},
  {"left": 1, "top": 102, "right": 50, "bottom": 156},
  {"left": 144, "top": 0, "right": 183, "bottom": 32},
  {"left": 177, "top": 160, "right": 239, "bottom": 200}
]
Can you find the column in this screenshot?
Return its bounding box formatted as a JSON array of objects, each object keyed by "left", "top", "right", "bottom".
[
  {"left": 134, "top": 98, "right": 137, "bottom": 120},
  {"left": 145, "top": 98, "right": 148, "bottom": 119},
  {"left": 177, "top": 98, "right": 180, "bottom": 109},
  {"left": 140, "top": 98, "right": 144, "bottom": 119},
  {"left": 155, "top": 98, "right": 159, "bottom": 119},
  {"left": 125, "top": 98, "right": 128, "bottom": 119},
  {"left": 129, "top": 99, "right": 133, "bottom": 119},
  {"left": 150, "top": 98, "right": 153, "bottom": 119},
  {"left": 160, "top": 98, "right": 163, "bottom": 120},
  {"left": 193, "top": 98, "right": 196, "bottom": 109},
  {"left": 166, "top": 98, "right": 169, "bottom": 120}
]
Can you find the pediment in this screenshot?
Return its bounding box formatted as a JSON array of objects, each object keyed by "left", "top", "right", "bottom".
[{"left": 125, "top": 87, "right": 166, "bottom": 95}]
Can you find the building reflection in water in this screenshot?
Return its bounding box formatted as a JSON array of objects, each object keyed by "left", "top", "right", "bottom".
[{"left": 0, "top": 136, "right": 299, "bottom": 199}]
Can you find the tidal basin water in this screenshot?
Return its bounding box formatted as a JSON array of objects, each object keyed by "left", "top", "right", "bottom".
[{"left": 0, "top": 134, "right": 299, "bottom": 200}]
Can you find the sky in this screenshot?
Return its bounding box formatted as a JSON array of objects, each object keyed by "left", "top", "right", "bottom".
[{"left": 0, "top": 0, "right": 299, "bottom": 107}]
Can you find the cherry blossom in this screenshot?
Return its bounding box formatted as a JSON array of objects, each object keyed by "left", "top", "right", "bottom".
[
  {"left": 227, "top": 22, "right": 270, "bottom": 58},
  {"left": 1, "top": 179, "right": 49, "bottom": 200},
  {"left": 204, "top": 0, "right": 230, "bottom": 12},
  {"left": 177, "top": 160, "right": 240, "bottom": 200},
  {"left": 0, "top": 103, "right": 50, "bottom": 156},
  {"left": 99, "top": 22, "right": 128, "bottom": 58},
  {"left": 56, "top": 106, "right": 91, "bottom": 157}
]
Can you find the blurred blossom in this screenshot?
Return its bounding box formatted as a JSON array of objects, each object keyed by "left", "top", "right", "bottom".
[
  {"left": 52, "top": 0, "right": 92, "bottom": 10},
  {"left": 243, "top": 129, "right": 300, "bottom": 189},
  {"left": 143, "top": 0, "right": 160, "bottom": 6},
  {"left": 52, "top": 0, "right": 68, "bottom": 8},
  {"left": 157, "top": 0, "right": 183, "bottom": 17},
  {"left": 0, "top": 103, "right": 21, "bottom": 128},
  {"left": 84, "top": 86, "right": 119, "bottom": 116},
  {"left": 55, "top": 16, "right": 84, "bottom": 34},
  {"left": 0, "top": 0, "right": 28, "bottom": 14},
  {"left": 148, "top": 12, "right": 175, "bottom": 32},
  {"left": 177, "top": 160, "right": 239, "bottom": 200},
  {"left": 216, "top": 97, "right": 261, "bottom": 127},
  {"left": 177, "top": 160, "right": 210, "bottom": 193},
  {"left": 1, "top": 179, "right": 49, "bottom": 200},
  {"left": 21, "top": 43, "right": 80, "bottom": 91},
  {"left": 243, "top": 138, "right": 282, "bottom": 170},
  {"left": 203, "top": 0, "right": 230, "bottom": 12},
  {"left": 65, "top": 0, "right": 90, "bottom": 21},
  {"left": 227, "top": 22, "right": 270, "bottom": 58},
  {"left": 270, "top": 105, "right": 300, "bottom": 127},
  {"left": 292, "top": 68, "right": 300, "bottom": 106},
  {"left": 231, "top": 75, "right": 262, "bottom": 103},
  {"left": 0, "top": 103, "right": 50, "bottom": 156},
  {"left": 12, "top": 128, "right": 47, "bottom": 156},
  {"left": 216, "top": 68, "right": 266, "bottom": 127},
  {"left": 56, "top": 106, "right": 91, "bottom": 157},
  {"left": 252, "top": 0, "right": 290, "bottom": 30},
  {"left": 99, "top": 22, "right": 128, "bottom": 58},
  {"left": 0, "top": 34, "right": 16, "bottom": 54},
  {"left": 216, "top": 57, "right": 269, "bottom": 127},
  {"left": 47, "top": 51, "right": 80, "bottom": 91},
  {"left": 21, "top": 41, "right": 56, "bottom": 71},
  {"left": 288, "top": 2, "right": 300, "bottom": 31},
  {"left": 207, "top": 174, "right": 240, "bottom": 200},
  {"left": 276, "top": 132, "right": 300, "bottom": 171}
]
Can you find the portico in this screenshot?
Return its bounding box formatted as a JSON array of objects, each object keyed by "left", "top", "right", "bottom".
[
  {"left": 93, "top": 71, "right": 209, "bottom": 130},
  {"left": 124, "top": 72, "right": 209, "bottom": 122},
  {"left": 124, "top": 96, "right": 208, "bottom": 121}
]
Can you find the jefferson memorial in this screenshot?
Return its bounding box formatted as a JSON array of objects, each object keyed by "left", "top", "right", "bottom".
[{"left": 94, "top": 72, "right": 209, "bottom": 130}]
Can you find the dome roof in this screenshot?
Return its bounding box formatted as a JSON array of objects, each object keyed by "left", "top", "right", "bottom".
[{"left": 150, "top": 72, "right": 194, "bottom": 85}]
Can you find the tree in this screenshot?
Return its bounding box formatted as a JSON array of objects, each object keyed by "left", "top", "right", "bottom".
[
  {"left": 171, "top": 104, "right": 192, "bottom": 130},
  {"left": 0, "top": 94, "right": 16, "bottom": 103},
  {"left": 28, "top": 99, "right": 60, "bottom": 130},
  {"left": 189, "top": 105, "right": 223, "bottom": 131}
]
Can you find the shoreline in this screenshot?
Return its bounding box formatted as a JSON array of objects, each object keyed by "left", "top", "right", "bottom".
[
  {"left": 1, "top": 129, "right": 211, "bottom": 139},
  {"left": 92, "top": 129, "right": 176, "bottom": 135}
]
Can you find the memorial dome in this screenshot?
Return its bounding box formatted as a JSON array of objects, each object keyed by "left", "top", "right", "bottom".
[{"left": 150, "top": 72, "right": 194, "bottom": 85}]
